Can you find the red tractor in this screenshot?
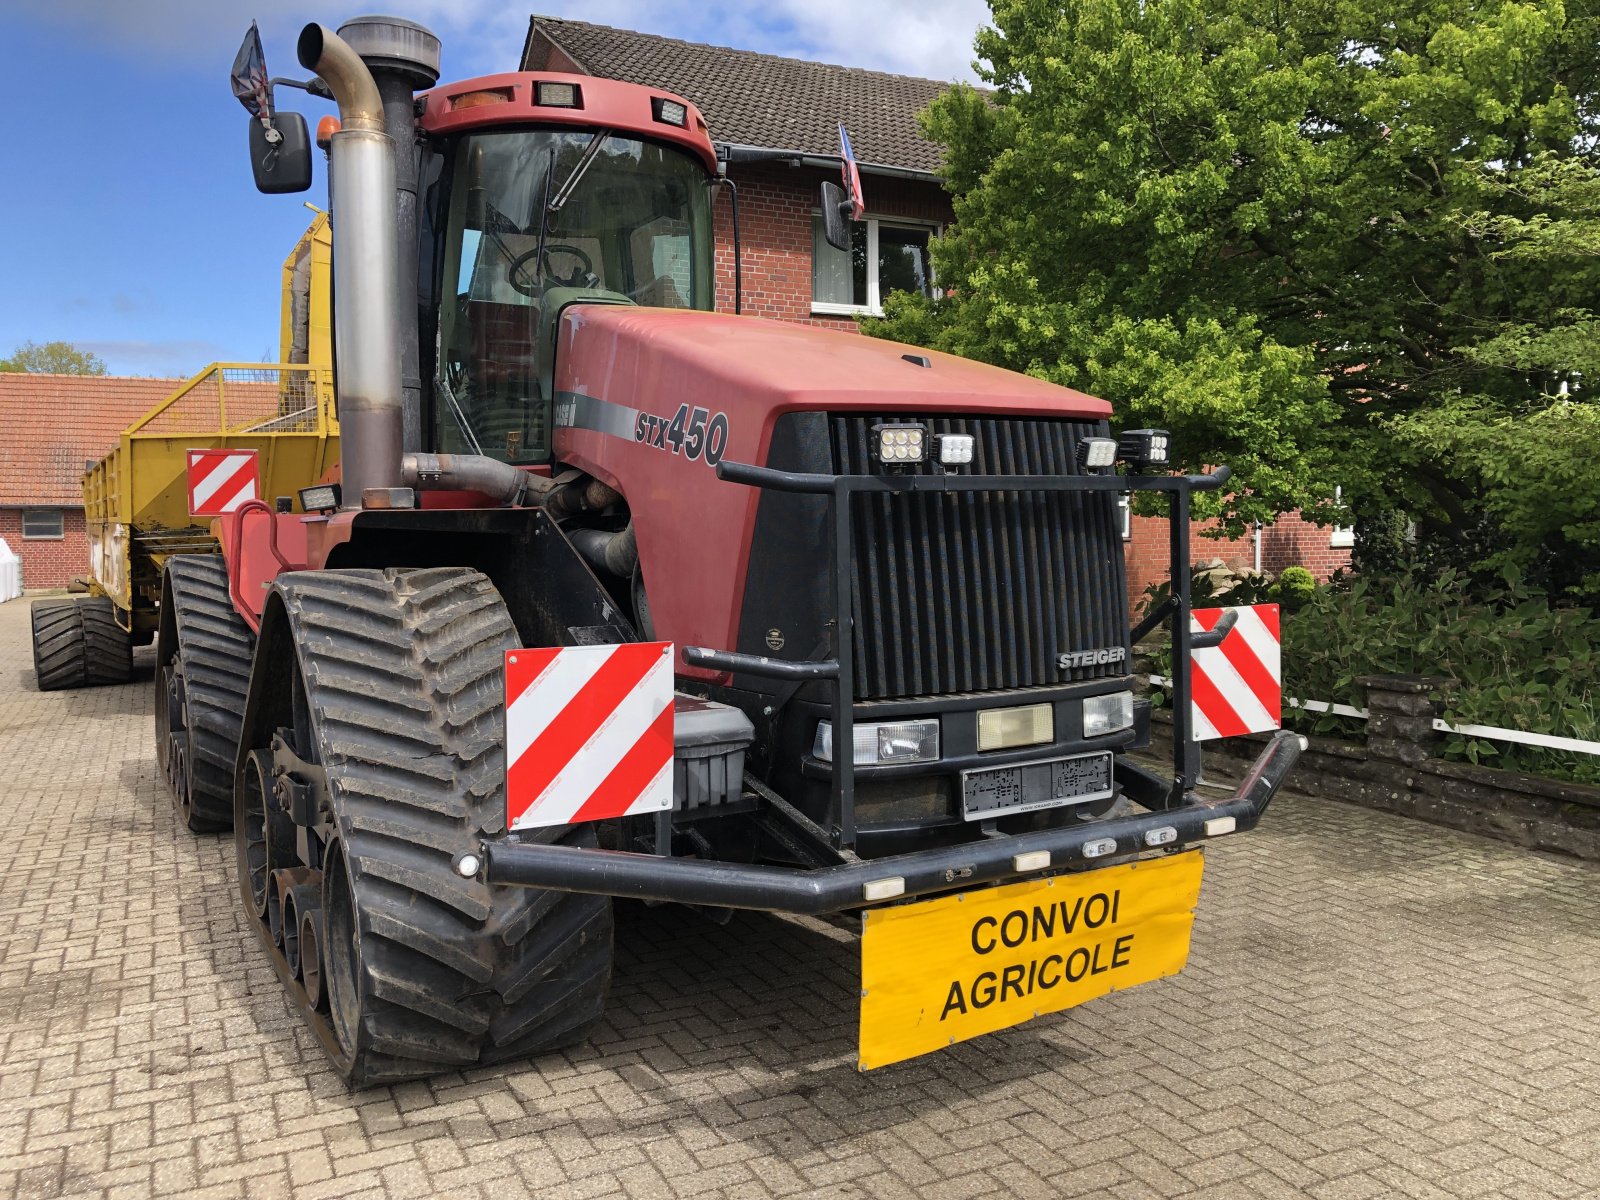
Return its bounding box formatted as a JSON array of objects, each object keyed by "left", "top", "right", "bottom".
[{"left": 164, "top": 16, "right": 1302, "bottom": 1085}]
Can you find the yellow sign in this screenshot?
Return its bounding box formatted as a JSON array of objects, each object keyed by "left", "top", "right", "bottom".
[{"left": 859, "top": 851, "right": 1204, "bottom": 1069}]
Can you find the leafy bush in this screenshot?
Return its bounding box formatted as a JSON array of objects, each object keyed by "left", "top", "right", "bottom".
[
  {"left": 1284, "top": 571, "right": 1600, "bottom": 782},
  {"left": 1273, "top": 567, "right": 1315, "bottom": 610},
  {"left": 1141, "top": 567, "right": 1600, "bottom": 783}
]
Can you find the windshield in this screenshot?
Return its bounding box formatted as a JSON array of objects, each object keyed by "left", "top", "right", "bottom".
[{"left": 435, "top": 129, "right": 715, "bottom": 463}]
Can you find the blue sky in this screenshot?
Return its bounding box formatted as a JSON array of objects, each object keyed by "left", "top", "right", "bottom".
[{"left": 0, "top": 1, "right": 985, "bottom": 378}]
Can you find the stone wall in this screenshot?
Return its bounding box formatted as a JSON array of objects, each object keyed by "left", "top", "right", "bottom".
[{"left": 1149, "top": 673, "right": 1600, "bottom": 859}]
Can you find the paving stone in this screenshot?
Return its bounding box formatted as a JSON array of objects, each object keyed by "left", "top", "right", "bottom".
[{"left": 3, "top": 598, "right": 1599, "bottom": 1198}]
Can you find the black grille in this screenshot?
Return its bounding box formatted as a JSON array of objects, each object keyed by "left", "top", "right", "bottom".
[{"left": 831, "top": 415, "right": 1130, "bottom": 700}]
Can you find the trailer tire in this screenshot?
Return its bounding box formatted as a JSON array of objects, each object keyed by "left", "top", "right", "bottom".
[
  {"left": 157, "top": 556, "right": 254, "bottom": 833},
  {"left": 30, "top": 599, "right": 86, "bottom": 691},
  {"left": 81, "top": 596, "right": 133, "bottom": 685},
  {"left": 267, "top": 567, "right": 613, "bottom": 1087}
]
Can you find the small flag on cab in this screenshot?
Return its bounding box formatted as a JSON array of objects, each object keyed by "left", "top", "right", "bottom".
[{"left": 839, "top": 123, "right": 866, "bottom": 220}]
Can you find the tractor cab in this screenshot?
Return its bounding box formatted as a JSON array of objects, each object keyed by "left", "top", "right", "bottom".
[{"left": 424, "top": 117, "right": 717, "bottom": 464}]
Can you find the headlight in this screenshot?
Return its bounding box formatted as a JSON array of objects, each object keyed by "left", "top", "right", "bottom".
[
  {"left": 1083, "top": 691, "right": 1134, "bottom": 737},
  {"left": 977, "top": 703, "right": 1053, "bottom": 751},
  {"left": 813, "top": 718, "right": 940, "bottom": 765}
]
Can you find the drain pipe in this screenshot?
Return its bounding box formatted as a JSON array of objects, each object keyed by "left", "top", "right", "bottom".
[{"left": 297, "top": 23, "right": 403, "bottom": 507}]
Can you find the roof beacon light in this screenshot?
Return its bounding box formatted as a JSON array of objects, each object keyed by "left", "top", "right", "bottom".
[
  {"left": 652, "top": 97, "right": 688, "bottom": 127},
  {"left": 535, "top": 81, "right": 581, "bottom": 108},
  {"left": 1077, "top": 436, "right": 1117, "bottom": 470},
  {"left": 872, "top": 422, "right": 927, "bottom": 465},
  {"left": 452, "top": 87, "right": 513, "bottom": 111},
  {"left": 1118, "top": 429, "right": 1171, "bottom": 471}
]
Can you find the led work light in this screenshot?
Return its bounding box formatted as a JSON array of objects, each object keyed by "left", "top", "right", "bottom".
[
  {"left": 298, "top": 483, "right": 341, "bottom": 513},
  {"left": 1117, "top": 429, "right": 1171, "bottom": 470},
  {"left": 872, "top": 422, "right": 927, "bottom": 465},
  {"left": 652, "top": 97, "right": 688, "bottom": 126},
  {"left": 536, "top": 81, "right": 581, "bottom": 108},
  {"left": 1077, "top": 436, "right": 1118, "bottom": 470},
  {"left": 937, "top": 433, "right": 975, "bottom": 465}
]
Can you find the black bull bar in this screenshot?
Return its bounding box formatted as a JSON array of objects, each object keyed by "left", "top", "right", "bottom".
[{"left": 467, "top": 731, "right": 1304, "bottom": 916}]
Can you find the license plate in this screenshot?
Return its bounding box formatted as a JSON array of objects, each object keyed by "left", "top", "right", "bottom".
[
  {"left": 961, "top": 751, "right": 1114, "bottom": 821},
  {"left": 859, "top": 851, "right": 1204, "bottom": 1070}
]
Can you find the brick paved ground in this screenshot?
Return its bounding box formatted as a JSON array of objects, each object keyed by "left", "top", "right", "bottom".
[{"left": 3, "top": 596, "right": 1599, "bottom": 1200}]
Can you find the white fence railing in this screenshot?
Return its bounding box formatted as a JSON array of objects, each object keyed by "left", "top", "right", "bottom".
[{"left": 1148, "top": 676, "right": 1600, "bottom": 758}]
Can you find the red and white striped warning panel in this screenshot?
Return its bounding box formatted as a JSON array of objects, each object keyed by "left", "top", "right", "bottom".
[
  {"left": 1191, "top": 604, "right": 1281, "bottom": 740},
  {"left": 505, "top": 642, "right": 675, "bottom": 831},
  {"left": 186, "top": 449, "right": 261, "bottom": 517}
]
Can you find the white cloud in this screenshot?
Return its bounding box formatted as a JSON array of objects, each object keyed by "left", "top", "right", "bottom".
[
  {"left": 14, "top": 0, "right": 991, "bottom": 84},
  {"left": 78, "top": 338, "right": 235, "bottom": 376}
]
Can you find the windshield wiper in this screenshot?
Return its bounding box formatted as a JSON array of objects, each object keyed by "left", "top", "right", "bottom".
[
  {"left": 524, "top": 130, "right": 611, "bottom": 293},
  {"left": 546, "top": 130, "right": 611, "bottom": 217}
]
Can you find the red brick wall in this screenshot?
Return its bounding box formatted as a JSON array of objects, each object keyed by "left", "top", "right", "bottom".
[
  {"left": 1, "top": 506, "right": 86, "bottom": 590},
  {"left": 714, "top": 164, "right": 954, "bottom": 329},
  {"left": 1123, "top": 510, "right": 1352, "bottom": 614}
]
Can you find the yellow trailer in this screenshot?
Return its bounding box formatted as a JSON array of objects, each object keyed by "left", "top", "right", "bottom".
[
  {"left": 81, "top": 361, "right": 339, "bottom": 637},
  {"left": 30, "top": 215, "right": 338, "bottom": 691}
]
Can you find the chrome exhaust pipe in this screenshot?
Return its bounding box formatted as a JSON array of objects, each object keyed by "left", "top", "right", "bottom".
[{"left": 297, "top": 23, "right": 402, "bottom": 507}]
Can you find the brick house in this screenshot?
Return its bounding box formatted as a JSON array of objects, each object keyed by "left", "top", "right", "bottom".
[
  {"left": 522, "top": 17, "right": 955, "bottom": 326},
  {"left": 519, "top": 18, "right": 1350, "bottom": 609},
  {"left": 0, "top": 374, "right": 180, "bottom": 591}
]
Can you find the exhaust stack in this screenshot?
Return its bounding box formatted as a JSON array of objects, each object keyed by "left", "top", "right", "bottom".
[{"left": 297, "top": 22, "right": 403, "bottom": 507}]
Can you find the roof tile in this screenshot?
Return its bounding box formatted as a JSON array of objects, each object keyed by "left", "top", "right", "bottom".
[
  {"left": 0, "top": 374, "right": 184, "bottom": 507},
  {"left": 523, "top": 17, "right": 956, "bottom": 175}
]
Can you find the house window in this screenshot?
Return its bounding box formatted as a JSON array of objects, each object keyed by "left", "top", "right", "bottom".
[
  {"left": 22, "top": 509, "right": 65, "bottom": 540},
  {"left": 811, "top": 215, "right": 935, "bottom": 316},
  {"left": 1118, "top": 494, "right": 1132, "bottom": 540},
  {"left": 1330, "top": 485, "right": 1355, "bottom": 549}
]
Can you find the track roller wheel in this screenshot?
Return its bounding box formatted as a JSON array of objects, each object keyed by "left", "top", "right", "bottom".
[
  {"left": 245, "top": 567, "right": 613, "bottom": 1086},
  {"left": 301, "top": 909, "right": 327, "bottom": 1011},
  {"left": 155, "top": 556, "right": 254, "bottom": 832},
  {"left": 283, "top": 884, "right": 319, "bottom": 979}
]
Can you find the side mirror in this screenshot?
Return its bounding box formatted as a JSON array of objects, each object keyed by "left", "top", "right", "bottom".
[
  {"left": 819, "top": 180, "right": 851, "bottom": 252},
  {"left": 248, "top": 113, "right": 313, "bottom": 194}
]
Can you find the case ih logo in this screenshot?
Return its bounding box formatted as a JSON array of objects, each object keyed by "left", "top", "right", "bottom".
[
  {"left": 185, "top": 449, "right": 261, "bottom": 517},
  {"left": 504, "top": 642, "right": 675, "bottom": 830}
]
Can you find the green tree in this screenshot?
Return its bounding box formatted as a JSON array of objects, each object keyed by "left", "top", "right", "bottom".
[
  {"left": 868, "top": 0, "right": 1600, "bottom": 540},
  {"left": 1392, "top": 155, "right": 1600, "bottom": 596},
  {"left": 0, "top": 340, "right": 108, "bottom": 375}
]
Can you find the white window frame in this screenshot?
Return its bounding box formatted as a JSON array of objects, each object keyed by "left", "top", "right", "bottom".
[
  {"left": 810, "top": 212, "right": 940, "bottom": 318},
  {"left": 1330, "top": 485, "right": 1355, "bottom": 549},
  {"left": 21, "top": 508, "right": 65, "bottom": 540},
  {"left": 1118, "top": 494, "right": 1132, "bottom": 540}
]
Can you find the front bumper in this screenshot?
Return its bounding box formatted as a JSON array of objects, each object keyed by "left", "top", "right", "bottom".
[{"left": 466, "top": 731, "right": 1305, "bottom": 916}]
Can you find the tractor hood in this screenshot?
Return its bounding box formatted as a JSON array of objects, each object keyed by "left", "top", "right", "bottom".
[
  {"left": 550, "top": 305, "right": 1115, "bottom": 684},
  {"left": 553, "top": 306, "right": 1110, "bottom": 430}
]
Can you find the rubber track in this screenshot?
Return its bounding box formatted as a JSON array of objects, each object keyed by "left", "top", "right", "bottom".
[
  {"left": 279, "top": 567, "right": 613, "bottom": 1086},
  {"left": 164, "top": 556, "right": 255, "bottom": 832},
  {"left": 31, "top": 600, "right": 85, "bottom": 691}
]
